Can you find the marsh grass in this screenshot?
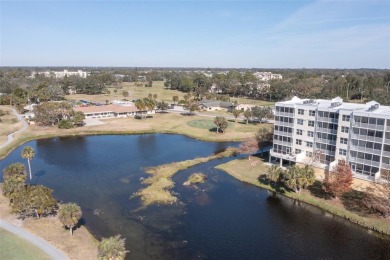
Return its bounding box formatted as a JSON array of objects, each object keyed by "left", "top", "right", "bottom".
[
  {"left": 133, "top": 148, "right": 237, "bottom": 206},
  {"left": 183, "top": 173, "right": 207, "bottom": 186}
]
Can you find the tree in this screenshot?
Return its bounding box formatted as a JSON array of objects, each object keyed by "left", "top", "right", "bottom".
[
  {"left": 232, "top": 109, "right": 241, "bottom": 122},
  {"left": 256, "top": 127, "right": 273, "bottom": 156},
  {"left": 122, "top": 90, "right": 129, "bottom": 98},
  {"left": 58, "top": 203, "right": 82, "bottom": 236},
  {"left": 243, "top": 109, "right": 252, "bottom": 124},
  {"left": 156, "top": 101, "right": 169, "bottom": 113},
  {"left": 11, "top": 185, "right": 57, "bottom": 219},
  {"left": 282, "top": 165, "right": 315, "bottom": 193},
  {"left": 214, "top": 116, "right": 228, "bottom": 133},
  {"left": 2, "top": 163, "right": 27, "bottom": 200},
  {"left": 172, "top": 95, "right": 179, "bottom": 104},
  {"left": 21, "top": 146, "right": 35, "bottom": 180},
  {"left": 33, "top": 102, "right": 74, "bottom": 126},
  {"left": 186, "top": 101, "right": 199, "bottom": 115},
  {"left": 323, "top": 160, "right": 353, "bottom": 198},
  {"left": 363, "top": 169, "right": 390, "bottom": 217},
  {"left": 98, "top": 235, "right": 128, "bottom": 260},
  {"left": 73, "top": 111, "right": 85, "bottom": 126},
  {"left": 239, "top": 138, "right": 258, "bottom": 155},
  {"left": 266, "top": 165, "right": 284, "bottom": 183},
  {"left": 153, "top": 94, "right": 158, "bottom": 100}
]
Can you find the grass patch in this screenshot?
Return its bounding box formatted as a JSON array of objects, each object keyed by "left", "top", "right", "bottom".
[
  {"left": 0, "top": 228, "right": 51, "bottom": 260},
  {"left": 187, "top": 119, "right": 233, "bottom": 130},
  {"left": 216, "top": 157, "right": 390, "bottom": 237},
  {"left": 183, "top": 173, "right": 207, "bottom": 186},
  {"left": 0, "top": 105, "right": 22, "bottom": 144},
  {"left": 133, "top": 148, "right": 237, "bottom": 207}
]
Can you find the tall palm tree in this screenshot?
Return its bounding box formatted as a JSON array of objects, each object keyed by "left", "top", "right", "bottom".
[
  {"left": 21, "top": 146, "right": 35, "bottom": 180},
  {"left": 58, "top": 203, "right": 82, "bottom": 236},
  {"left": 98, "top": 235, "right": 128, "bottom": 260}
]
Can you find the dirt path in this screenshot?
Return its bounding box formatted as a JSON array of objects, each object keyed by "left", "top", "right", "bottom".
[
  {"left": 0, "top": 219, "right": 69, "bottom": 260},
  {"left": 0, "top": 109, "right": 28, "bottom": 148}
]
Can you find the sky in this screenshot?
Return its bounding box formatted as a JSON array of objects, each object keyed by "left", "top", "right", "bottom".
[{"left": 0, "top": 0, "right": 389, "bottom": 68}]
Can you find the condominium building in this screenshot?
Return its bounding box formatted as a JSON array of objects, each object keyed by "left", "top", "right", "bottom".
[
  {"left": 31, "top": 70, "right": 88, "bottom": 79},
  {"left": 270, "top": 96, "right": 390, "bottom": 181}
]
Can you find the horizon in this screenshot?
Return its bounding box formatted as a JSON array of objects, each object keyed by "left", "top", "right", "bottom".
[{"left": 1, "top": 0, "right": 389, "bottom": 69}]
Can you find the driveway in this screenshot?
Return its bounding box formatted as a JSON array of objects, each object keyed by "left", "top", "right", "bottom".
[{"left": 0, "top": 220, "right": 69, "bottom": 260}]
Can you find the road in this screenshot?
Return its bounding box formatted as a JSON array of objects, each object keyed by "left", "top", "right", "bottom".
[
  {"left": 0, "top": 109, "right": 28, "bottom": 149},
  {"left": 0, "top": 219, "right": 69, "bottom": 260}
]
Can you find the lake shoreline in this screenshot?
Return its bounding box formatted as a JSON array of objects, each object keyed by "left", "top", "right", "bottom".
[{"left": 215, "top": 157, "right": 390, "bottom": 238}]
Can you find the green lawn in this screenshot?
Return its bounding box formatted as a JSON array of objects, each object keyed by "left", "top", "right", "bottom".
[
  {"left": 187, "top": 119, "right": 234, "bottom": 130},
  {"left": 0, "top": 228, "right": 51, "bottom": 260}
]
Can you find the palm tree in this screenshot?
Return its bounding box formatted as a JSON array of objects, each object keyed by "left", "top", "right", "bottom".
[
  {"left": 58, "top": 203, "right": 82, "bottom": 236},
  {"left": 21, "top": 146, "right": 35, "bottom": 180},
  {"left": 98, "top": 235, "right": 128, "bottom": 260}
]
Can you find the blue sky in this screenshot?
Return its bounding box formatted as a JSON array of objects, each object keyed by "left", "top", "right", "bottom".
[{"left": 1, "top": 0, "right": 389, "bottom": 68}]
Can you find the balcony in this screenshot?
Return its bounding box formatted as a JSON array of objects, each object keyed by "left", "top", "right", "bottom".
[
  {"left": 274, "top": 111, "right": 294, "bottom": 117},
  {"left": 270, "top": 149, "right": 296, "bottom": 161},
  {"left": 348, "top": 157, "right": 380, "bottom": 167},
  {"left": 352, "top": 122, "right": 385, "bottom": 130},
  {"left": 383, "top": 151, "right": 390, "bottom": 157},
  {"left": 316, "top": 138, "right": 337, "bottom": 146},
  {"left": 387, "top": 126, "right": 390, "bottom": 131},
  {"left": 317, "top": 117, "right": 338, "bottom": 123},
  {"left": 385, "top": 138, "right": 390, "bottom": 145},
  {"left": 349, "top": 145, "right": 382, "bottom": 155},
  {"left": 273, "top": 139, "right": 293, "bottom": 147},
  {"left": 274, "top": 130, "right": 293, "bottom": 137},
  {"left": 350, "top": 134, "right": 383, "bottom": 143},
  {"left": 316, "top": 127, "right": 337, "bottom": 135},
  {"left": 275, "top": 121, "right": 294, "bottom": 128}
]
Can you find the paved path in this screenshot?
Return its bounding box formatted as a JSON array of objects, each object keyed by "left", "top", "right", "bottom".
[
  {"left": 0, "top": 219, "right": 69, "bottom": 260},
  {"left": 0, "top": 109, "right": 28, "bottom": 149}
]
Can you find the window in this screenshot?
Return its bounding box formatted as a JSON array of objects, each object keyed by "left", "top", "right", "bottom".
[
  {"left": 341, "top": 126, "right": 349, "bottom": 133},
  {"left": 296, "top": 139, "right": 302, "bottom": 145},
  {"left": 308, "top": 120, "right": 315, "bottom": 127},
  {"left": 342, "top": 115, "right": 350, "bottom": 122},
  {"left": 298, "top": 109, "right": 304, "bottom": 115},
  {"left": 295, "top": 149, "right": 302, "bottom": 154},
  {"left": 297, "top": 119, "right": 304, "bottom": 125},
  {"left": 306, "top": 141, "right": 313, "bottom": 147},
  {"left": 340, "top": 138, "right": 348, "bottom": 144},
  {"left": 306, "top": 151, "right": 313, "bottom": 157},
  {"left": 296, "top": 129, "right": 303, "bottom": 135},
  {"left": 309, "top": 110, "right": 315, "bottom": 116},
  {"left": 339, "top": 149, "right": 347, "bottom": 156},
  {"left": 307, "top": 131, "right": 314, "bottom": 137}
]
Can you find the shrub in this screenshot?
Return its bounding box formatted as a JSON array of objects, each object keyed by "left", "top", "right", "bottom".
[{"left": 58, "top": 119, "right": 73, "bottom": 129}]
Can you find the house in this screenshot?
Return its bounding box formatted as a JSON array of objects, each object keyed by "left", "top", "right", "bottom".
[
  {"left": 74, "top": 104, "right": 141, "bottom": 118},
  {"left": 253, "top": 72, "right": 282, "bottom": 81},
  {"left": 199, "top": 100, "right": 235, "bottom": 111}
]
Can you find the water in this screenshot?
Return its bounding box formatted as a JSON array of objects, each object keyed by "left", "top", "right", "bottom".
[{"left": 1, "top": 134, "right": 389, "bottom": 259}]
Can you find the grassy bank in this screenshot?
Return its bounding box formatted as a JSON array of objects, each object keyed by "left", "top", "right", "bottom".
[
  {"left": 0, "top": 186, "right": 98, "bottom": 259},
  {"left": 0, "top": 113, "right": 265, "bottom": 159},
  {"left": 134, "top": 148, "right": 237, "bottom": 206},
  {"left": 216, "top": 157, "right": 390, "bottom": 237}
]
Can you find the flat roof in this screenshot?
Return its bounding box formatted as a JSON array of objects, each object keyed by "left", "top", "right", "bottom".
[{"left": 74, "top": 104, "right": 139, "bottom": 114}]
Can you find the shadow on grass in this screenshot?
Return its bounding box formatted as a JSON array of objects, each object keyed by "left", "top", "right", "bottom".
[
  {"left": 308, "top": 180, "right": 332, "bottom": 200},
  {"left": 258, "top": 174, "right": 286, "bottom": 194},
  {"left": 341, "top": 190, "right": 371, "bottom": 216}
]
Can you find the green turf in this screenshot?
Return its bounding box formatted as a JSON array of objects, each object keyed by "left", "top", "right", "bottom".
[
  {"left": 0, "top": 228, "right": 51, "bottom": 260},
  {"left": 187, "top": 119, "right": 234, "bottom": 129}
]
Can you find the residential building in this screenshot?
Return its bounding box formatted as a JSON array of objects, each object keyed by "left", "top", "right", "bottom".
[
  {"left": 253, "top": 72, "right": 283, "bottom": 81},
  {"left": 270, "top": 96, "right": 390, "bottom": 181},
  {"left": 198, "top": 99, "right": 235, "bottom": 111},
  {"left": 74, "top": 104, "right": 143, "bottom": 118},
  {"left": 32, "top": 70, "right": 88, "bottom": 79}
]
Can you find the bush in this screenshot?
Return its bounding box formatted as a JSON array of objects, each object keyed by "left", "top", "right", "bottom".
[
  {"left": 0, "top": 109, "right": 6, "bottom": 116},
  {"left": 58, "top": 119, "right": 73, "bottom": 129}
]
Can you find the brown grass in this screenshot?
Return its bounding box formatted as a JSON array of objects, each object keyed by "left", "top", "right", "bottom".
[
  {"left": 0, "top": 186, "right": 98, "bottom": 260},
  {"left": 0, "top": 106, "right": 22, "bottom": 144},
  {"left": 183, "top": 173, "right": 207, "bottom": 186},
  {"left": 134, "top": 148, "right": 237, "bottom": 206}
]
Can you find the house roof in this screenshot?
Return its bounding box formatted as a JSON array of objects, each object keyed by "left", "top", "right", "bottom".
[{"left": 74, "top": 104, "right": 139, "bottom": 114}]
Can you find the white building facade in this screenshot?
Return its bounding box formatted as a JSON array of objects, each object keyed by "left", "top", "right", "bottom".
[
  {"left": 270, "top": 96, "right": 390, "bottom": 181},
  {"left": 32, "top": 70, "right": 88, "bottom": 79},
  {"left": 253, "top": 72, "right": 283, "bottom": 81}
]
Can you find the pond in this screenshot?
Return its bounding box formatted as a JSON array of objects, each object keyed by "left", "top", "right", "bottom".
[{"left": 1, "top": 134, "right": 389, "bottom": 259}]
